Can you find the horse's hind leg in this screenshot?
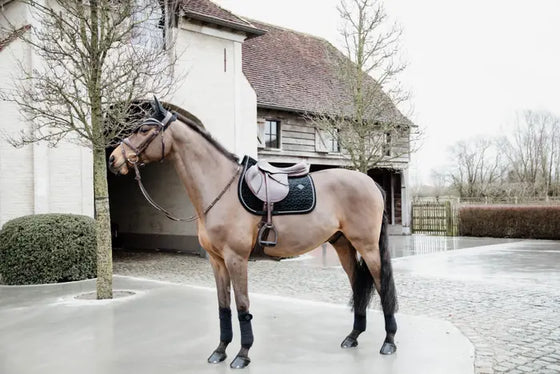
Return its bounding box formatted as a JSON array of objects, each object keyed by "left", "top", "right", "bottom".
[
  {"left": 207, "top": 254, "right": 233, "bottom": 364},
  {"left": 354, "top": 215, "right": 398, "bottom": 355},
  {"left": 332, "top": 234, "right": 374, "bottom": 348}
]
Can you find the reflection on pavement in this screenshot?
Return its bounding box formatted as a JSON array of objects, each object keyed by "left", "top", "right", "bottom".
[{"left": 286, "top": 235, "right": 521, "bottom": 268}]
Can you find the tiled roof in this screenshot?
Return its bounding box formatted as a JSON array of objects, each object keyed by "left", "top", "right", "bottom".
[
  {"left": 0, "top": 25, "right": 30, "bottom": 52},
  {"left": 180, "top": 0, "right": 264, "bottom": 37},
  {"left": 242, "top": 20, "right": 410, "bottom": 125}
]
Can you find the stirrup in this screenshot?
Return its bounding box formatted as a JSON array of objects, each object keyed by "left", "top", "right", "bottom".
[{"left": 258, "top": 223, "right": 278, "bottom": 247}]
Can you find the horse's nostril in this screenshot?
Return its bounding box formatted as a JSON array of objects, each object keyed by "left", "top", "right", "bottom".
[{"left": 109, "top": 155, "right": 115, "bottom": 164}]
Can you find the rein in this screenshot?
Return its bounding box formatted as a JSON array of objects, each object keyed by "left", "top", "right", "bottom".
[{"left": 131, "top": 163, "right": 241, "bottom": 222}]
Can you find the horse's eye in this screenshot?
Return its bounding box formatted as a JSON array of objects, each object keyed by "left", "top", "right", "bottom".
[{"left": 140, "top": 126, "right": 151, "bottom": 134}]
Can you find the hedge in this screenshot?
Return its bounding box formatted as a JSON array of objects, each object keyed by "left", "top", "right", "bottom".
[
  {"left": 458, "top": 205, "right": 560, "bottom": 239},
  {"left": 0, "top": 214, "right": 96, "bottom": 285}
]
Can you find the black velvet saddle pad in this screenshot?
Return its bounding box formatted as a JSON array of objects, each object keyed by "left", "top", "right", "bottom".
[{"left": 238, "top": 156, "right": 316, "bottom": 216}]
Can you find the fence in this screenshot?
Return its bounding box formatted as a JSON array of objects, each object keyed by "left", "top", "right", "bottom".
[
  {"left": 412, "top": 196, "right": 560, "bottom": 236},
  {"left": 411, "top": 201, "right": 458, "bottom": 236},
  {"left": 414, "top": 196, "right": 560, "bottom": 205},
  {"left": 458, "top": 196, "right": 560, "bottom": 205}
]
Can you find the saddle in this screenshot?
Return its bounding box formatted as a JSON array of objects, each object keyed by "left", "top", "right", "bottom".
[{"left": 245, "top": 160, "right": 310, "bottom": 247}]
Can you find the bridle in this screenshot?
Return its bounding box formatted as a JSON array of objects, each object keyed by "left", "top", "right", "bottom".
[
  {"left": 120, "top": 110, "right": 176, "bottom": 166},
  {"left": 118, "top": 111, "right": 240, "bottom": 222}
]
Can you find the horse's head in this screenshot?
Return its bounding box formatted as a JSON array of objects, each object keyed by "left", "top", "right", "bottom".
[{"left": 108, "top": 97, "right": 177, "bottom": 175}]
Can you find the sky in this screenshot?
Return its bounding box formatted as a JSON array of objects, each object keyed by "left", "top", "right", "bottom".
[{"left": 215, "top": 0, "right": 560, "bottom": 185}]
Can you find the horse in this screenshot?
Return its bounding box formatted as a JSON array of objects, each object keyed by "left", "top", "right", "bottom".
[{"left": 108, "top": 98, "right": 398, "bottom": 369}]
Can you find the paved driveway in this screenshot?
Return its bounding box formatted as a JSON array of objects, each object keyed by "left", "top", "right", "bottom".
[
  {"left": 0, "top": 276, "right": 472, "bottom": 374},
  {"left": 112, "top": 236, "right": 560, "bottom": 374}
]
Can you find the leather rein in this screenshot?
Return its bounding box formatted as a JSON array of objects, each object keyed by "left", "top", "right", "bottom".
[{"left": 120, "top": 112, "right": 241, "bottom": 222}]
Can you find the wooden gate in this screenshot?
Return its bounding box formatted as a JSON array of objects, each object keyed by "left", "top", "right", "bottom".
[{"left": 412, "top": 201, "right": 458, "bottom": 236}]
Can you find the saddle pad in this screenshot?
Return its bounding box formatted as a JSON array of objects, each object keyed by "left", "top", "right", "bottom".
[{"left": 238, "top": 156, "right": 316, "bottom": 216}]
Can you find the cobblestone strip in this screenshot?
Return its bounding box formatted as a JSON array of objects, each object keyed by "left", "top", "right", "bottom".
[{"left": 114, "top": 251, "right": 560, "bottom": 374}]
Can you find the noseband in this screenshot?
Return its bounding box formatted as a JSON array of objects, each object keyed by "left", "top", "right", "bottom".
[{"left": 120, "top": 110, "right": 176, "bottom": 166}]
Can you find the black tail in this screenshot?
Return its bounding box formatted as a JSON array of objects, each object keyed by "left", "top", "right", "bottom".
[
  {"left": 351, "top": 253, "right": 375, "bottom": 314},
  {"left": 379, "top": 213, "right": 398, "bottom": 314},
  {"left": 350, "top": 214, "right": 398, "bottom": 314}
]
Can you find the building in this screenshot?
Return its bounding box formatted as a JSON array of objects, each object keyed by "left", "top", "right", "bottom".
[
  {"left": 0, "top": 0, "right": 411, "bottom": 253},
  {"left": 243, "top": 20, "right": 412, "bottom": 233}
]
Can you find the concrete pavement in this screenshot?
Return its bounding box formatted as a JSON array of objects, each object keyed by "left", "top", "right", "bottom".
[
  {"left": 111, "top": 236, "right": 560, "bottom": 374},
  {"left": 0, "top": 276, "right": 473, "bottom": 374},
  {"left": 3, "top": 236, "right": 560, "bottom": 374}
]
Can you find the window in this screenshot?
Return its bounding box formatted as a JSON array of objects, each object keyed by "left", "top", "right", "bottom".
[
  {"left": 315, "top": 128, "right": 339, "bottom": 153},
  {"left": 264, "top": 120, "right": 280, "bottom": 148},
  {"left": 329, "top": 129, "right": 340, "bottom": 153},
  {"left": 132, "top": 0, "right": 172, "bottom": 50},
  {"left": 384, "top": 132, "right": 392, "bottom": 156}
]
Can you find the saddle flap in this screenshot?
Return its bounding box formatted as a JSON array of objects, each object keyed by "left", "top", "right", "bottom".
[
  {"left": 266, "top": 173, "right": 289, "bottom": 202},
  {"left": 245, "top": 165, "right": 289, "bottom": 203},
  {"left": 245, "top": 166, "right": 265, "bottom": 198}
]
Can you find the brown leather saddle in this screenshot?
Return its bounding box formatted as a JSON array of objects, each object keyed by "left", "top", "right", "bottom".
[{"left": 245, "top": 160, "right": 310, "bottom": 246}]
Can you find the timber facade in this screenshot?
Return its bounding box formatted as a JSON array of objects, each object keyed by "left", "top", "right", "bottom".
[{"left": 243, "top": 20, "right": 412, "bottom": 232}]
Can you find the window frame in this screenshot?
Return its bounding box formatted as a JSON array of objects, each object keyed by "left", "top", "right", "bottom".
[
  {"left": 329, "top": 129, "right": 340, "bottom": 153},
  {"left": 264, "top": 119, "right": 280, "bottom": 149}
]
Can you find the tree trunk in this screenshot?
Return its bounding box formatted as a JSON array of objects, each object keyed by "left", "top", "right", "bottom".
[{"left": 93, "top": 147, "right": 113, "bottom": 299}]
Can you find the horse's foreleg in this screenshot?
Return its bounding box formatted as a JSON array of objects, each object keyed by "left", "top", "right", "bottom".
[
  {"left": 224, "top": 251, "right": 253, "bottom": 369},
  {"left": 208, "top": 254, "right": 233, "bottom": 364}
]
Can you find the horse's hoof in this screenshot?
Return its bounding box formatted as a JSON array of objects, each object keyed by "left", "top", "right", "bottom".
[
  {"left": 230, "top": 354, "right": 251, "bottom": 369},
  {"left": 341, "top": 336, "right": 358, "bottom": 348},
  {"left": 380, "top": 341, "right": 397, "bottom": 355},
  {"left": 207, "top": 350, "right": 227, "bottom": 364}
]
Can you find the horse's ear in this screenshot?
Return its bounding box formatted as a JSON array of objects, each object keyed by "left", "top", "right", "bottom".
[{"left": 153, "top": 96, "right": 166, "bottom": 115}]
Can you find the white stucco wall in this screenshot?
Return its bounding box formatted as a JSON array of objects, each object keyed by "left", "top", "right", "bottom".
[
  {"left": 0, "top": 3, "right": 93, "bottom": 227},
  {"left": 172, "top": 20, "right": 257, "bottom": 157}
]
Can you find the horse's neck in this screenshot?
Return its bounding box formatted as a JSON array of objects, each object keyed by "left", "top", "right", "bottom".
[{"left": 168, "top": 122, "right": 238, "bottom": 218}]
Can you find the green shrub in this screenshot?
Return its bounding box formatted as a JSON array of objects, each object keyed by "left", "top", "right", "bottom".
[
  {"left": 0, "top": 214, "right": 96, "bottom": 285},
  {"left": 458, "top": 205, "right": 560, "bottom": 239}
]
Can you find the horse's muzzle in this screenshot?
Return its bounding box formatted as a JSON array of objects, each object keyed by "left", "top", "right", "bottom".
[{"left": 108, "top": 155, "right": 128, "bottom": 175}]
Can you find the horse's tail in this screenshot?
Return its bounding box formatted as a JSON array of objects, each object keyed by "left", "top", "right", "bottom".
[
  {"left": 379, "top": 212, "right": 398, "bottom": 314},
  {"left": 351, "top": 250, "right": 375, "bottom": 314},
  {"left": 351, "top": 184, "right": 398, "bottom": 315}
]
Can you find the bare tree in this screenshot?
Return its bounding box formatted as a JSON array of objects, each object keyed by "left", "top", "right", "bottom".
[
  {"left": 1, "top": 0, "right": 179, "bottom": 298},
  {"left": 448, "top": 137, "right": 504, "bottom": 198},
  {"left": 429, "top": 170, "right": 450, "bottom": 202},
  {"left": 309, "top": 0, "right": 419, "bottom": 173},
  {"left": 504, "top": 110, "right": 560, "bottom": 197}
]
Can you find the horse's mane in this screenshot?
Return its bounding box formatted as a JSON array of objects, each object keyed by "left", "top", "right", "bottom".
[{"left": 162, "top": 102, "right": 240, "bottom": 163}]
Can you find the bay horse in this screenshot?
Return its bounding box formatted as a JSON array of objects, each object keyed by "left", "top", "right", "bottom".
[{"left": 108, "top": 99, "right": 398, "bottom": 369}]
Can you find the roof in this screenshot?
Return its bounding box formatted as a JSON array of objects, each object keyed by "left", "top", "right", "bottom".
[
  {"left": 0, "top": 25, "right": 30, "bottom": 53},
  {"left": 180, "top": 0, "right": 264, "bottom": 38},
  {"left": 242, "top": 20, "right": 411, "bottom": 125}
]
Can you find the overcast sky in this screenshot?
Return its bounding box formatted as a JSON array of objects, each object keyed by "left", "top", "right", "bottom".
[{"left": 215, "top": 0, "right": 560, "bottom": 185}]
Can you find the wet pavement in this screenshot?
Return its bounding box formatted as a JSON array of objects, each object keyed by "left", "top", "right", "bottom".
[
  {"left": 110, "top": 236, "right": 560, "bottom": 374},
  {"left": 0, "top": 276, "right": 473, "bottom": 374},
  {"left": 2, "top": 235, "right": 560, "bottom": 374},
  {"left": 293, "top": 234, "right": 522, "bottom": 268}
]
